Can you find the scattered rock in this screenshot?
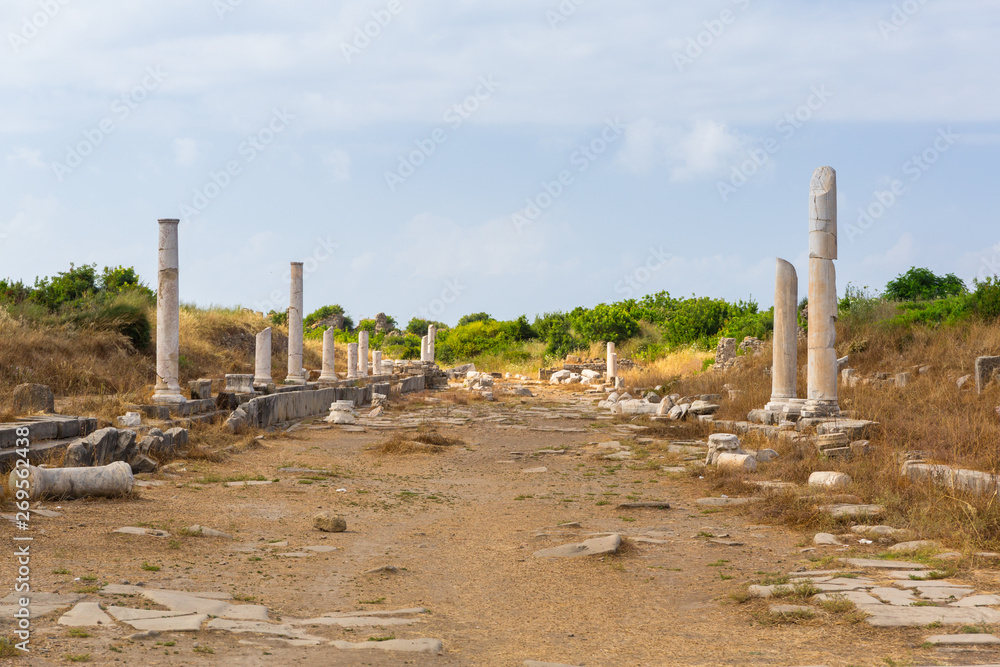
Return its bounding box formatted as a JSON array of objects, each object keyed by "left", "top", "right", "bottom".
[
  {"left": 114, "top": 527, "right": 170, "bottom": 538},
  {"left": 185, "top": 525, "right": 233, "bottom": 539},
  {"left": 813, "top": 533, "right": 842, "bottom": 546},
  {"left": 888, "top": 540, "right": 939, "bottom": 554},
  {"left": 117, "top": 412, "right": 142, "bottom": 428},
  {"left": 313, "top": 513, "right": 347, "bottom": 533}
]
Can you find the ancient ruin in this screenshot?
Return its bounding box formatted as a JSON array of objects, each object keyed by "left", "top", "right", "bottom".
[
  {"left": 152, "top": 219, "right": 185, "bottom": 405},
  {"left": 286, "top": 262, "right": 307, "bottom": 386},
  {"left": 803, "top": 166, "right": 841, "bottom": 418}
]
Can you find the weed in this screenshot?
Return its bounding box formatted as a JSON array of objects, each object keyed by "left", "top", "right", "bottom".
[
  {"left": 67, "top": 628, "right": 91, "bottom": 638},
  {"left": 359, "top": 597, "right": 386, "bottom": 605},
  {"left": 66, "top": 655, "right": 91, "bottom": 663},
  {"left": 817, "top": 594, "right": 857, "bottom": 614},
  {"left": 141, "top": 562, "right": 161, "bottom": 572}
]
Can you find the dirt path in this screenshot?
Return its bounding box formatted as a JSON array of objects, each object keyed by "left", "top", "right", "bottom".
[{"left": 3, "top": 389, "right": 999, "bottom": 666}]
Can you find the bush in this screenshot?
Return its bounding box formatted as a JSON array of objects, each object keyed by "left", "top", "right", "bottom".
[
  {"left": 970, "top": 276, "right": 1000, "bottom": 321},
  {"left": 436, "top": 321, "right": 514, "bottom": 362},
  {"left": 884, "top": 267, "right": 966, "bottom": 302},
  {"left": 457, "top": 312, "right": 493, "bottom": 327}
]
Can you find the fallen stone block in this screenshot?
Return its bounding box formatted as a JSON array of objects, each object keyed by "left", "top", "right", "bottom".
[
  {"left": 809, "top": 471, "right": 851, "bottom": 489},
  {"left": 533, "top": 534, "right": 621, "bottom": 558},
  {"left": 716, "top": 453, "right": 757, "bottom": 472}
]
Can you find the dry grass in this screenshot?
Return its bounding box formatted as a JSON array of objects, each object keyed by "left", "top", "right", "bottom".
[
  {"left": 620, "top": 347, "right": 714, "bottom": 389},
  {"left": 0, "top": 305, "right": 331, "bottom": 418},
  {"left": 666, "top": 318, "right": 1000, "bottom": 552},
  {"left": 368, "top": 431, "right": 465, "bottom": 455},
  {"left": 0, "top": 311, "right": 152, "bottom": 415}
]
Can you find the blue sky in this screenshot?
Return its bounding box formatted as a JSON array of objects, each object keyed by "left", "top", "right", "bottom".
[{"left": 2, "top": 0, "right": 998, "bottom": 325}]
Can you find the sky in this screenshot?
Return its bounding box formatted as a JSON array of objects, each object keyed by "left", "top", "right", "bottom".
[{"left": 1, "top": 0, "right": 999, "bottom": 326}]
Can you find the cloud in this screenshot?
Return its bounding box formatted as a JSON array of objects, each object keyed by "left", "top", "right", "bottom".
[
  {"left": 5, "top": 147, "right": 44, "bottom": 169},
  {"left": 617, "top": 119, "right": 748, "bottom": 180},
  {"left": 172, "top": 138, "right": 200, "bottom": 167},
  {"left": 322, "top": 149, "right": 351, "bottom": 183},
  {"left": 862, "top": 232, "right": 917, "bottom": 269}
]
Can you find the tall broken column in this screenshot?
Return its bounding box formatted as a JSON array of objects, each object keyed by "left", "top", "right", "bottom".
[
  {"left": 765, "top": 259, "right": 798, "bottom": 414},
  {"left": 254, "top": 327, "right": 273, "bottom": 388},
  {"left": 420, "top": 335, "right": 429, "bottom": 362},
  {"left": 427, "top": 325, "right": 437, "bottom": 362},
  {"left": 358, "top": 330, "right": 369, "bottom": 378},
  {"left": 802, "top": 167, "right": 841, "bottom": 418},
  {"left": 286, "top": 262, "right": 306, "bottom": 385},
  {"left": 347, "top": 343, "right": 359, "bottom": 379},
  {"left": 372, "top": 350, "right": 383, "bottom": 376},
  {"left": 318, "top": 328, "right": 337, "bottom": 382},
  {"left": 607, "top": 342, "right": 617, "bottom": 380},
  {"left": 152, "top": 219, "right": 186, "bottom": 405}
]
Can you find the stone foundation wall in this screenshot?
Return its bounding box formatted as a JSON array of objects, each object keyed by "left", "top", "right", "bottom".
[{"left": 226, "top": 374, "right": 427, "bottom": 431}]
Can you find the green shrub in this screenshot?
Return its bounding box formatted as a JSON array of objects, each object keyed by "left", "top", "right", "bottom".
[
  {"left": 884, "top": 267, "right": 966, "bottom": 302},
  {"left": 970, "top": 276, "right": 1000, "bottom": 321}
]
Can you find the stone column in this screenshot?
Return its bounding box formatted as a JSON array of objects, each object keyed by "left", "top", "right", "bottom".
[
  {"left": 765, "top": 259, "right": 798, "bottom": 413},
  {"left": 347, "top": 343, "right": 359, "bottom": 379},
  {"left": 606, "top": 342, "right": 616, "bottom": 380},
  {"left": 428, "top": 325, "right": 437, "bottom": 362},
  {"left": 318, "top": 328, "right": 337, "bottom": 381},
  {"left": 286, "top": 262, "right": 306, "bottom": 385},
  {"left": 372, "top": 350, "right": 383, "bottom": 376},
  {"left": 152, "top": 219, "right": 186, "bottom": 405},
  {"left": 254, "top": 327, "right": 273, "bottom": 387},
  {"left": 803, "top": 167, "right": 841, "bottom": 418},
  {"left": 358, "top": 330, "right": 369, "bottom": 378},
  {"left": 420, "top": 336, "right": 429, "bottom": 362}
]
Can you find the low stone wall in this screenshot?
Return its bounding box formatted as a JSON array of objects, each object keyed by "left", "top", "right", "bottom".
[
  {"left": 0, "top": 415, "right": 98, "bottom": 448},
  {"left": 226, "top": 374, "right": 426, "bottom": 431}
]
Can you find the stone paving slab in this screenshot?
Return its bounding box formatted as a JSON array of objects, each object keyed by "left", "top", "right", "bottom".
[
  {"left": 952, "top": 594, "right": 1000, "bottom": 607},
  {"left": 122, "top": 613, "right": 208, "bottom": 632},
  {"left": 870, "top": 587, "right": 918, "bottom": 606},
  {"left": 837, "top": 558, "right": 927, "bottom": 570},
  {"left": 859, "top": 603, "right": 1000, "bottom": 627},
  {"left": 814, "top": 591, "right": 881, "bottom": 606},
  {"left": 57, "top": 602, "right": 113, "bottom": 627},
  {"left": 330, "top": 638, "right": 443, "bottom": 653},
  {"left": 925, "top": 633, "right": 1000, "bottom": 645},
  {"left": 206, "top": 618, "right": 322, "bottom": 641},
  {"left": 292, "top": 616, "right": 418, "bottom": 628}
]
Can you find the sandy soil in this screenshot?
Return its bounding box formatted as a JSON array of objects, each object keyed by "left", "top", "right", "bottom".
[{"left": 2, "top": 388, "right": 999, "bottom": 666}]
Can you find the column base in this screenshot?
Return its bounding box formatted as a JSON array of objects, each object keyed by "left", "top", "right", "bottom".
[
  {"left": 253, "top": 376, "right": 274, "bottom": 387},
  {"left": 801, "top": 399, "right": 840, "bottom": 419},
  {"left": 284, "top": 376, "right": 308, "bottom": 386},
  {"left": 317, "top": 373, "right": 337, "bottom": 382},
  {"left": 152, "top": 388, "right": 187, "bottom": 405}
]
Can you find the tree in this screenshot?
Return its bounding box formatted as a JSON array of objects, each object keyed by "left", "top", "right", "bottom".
[{"left": 884, "top": 267, "right": 966, "bottom": 302}]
